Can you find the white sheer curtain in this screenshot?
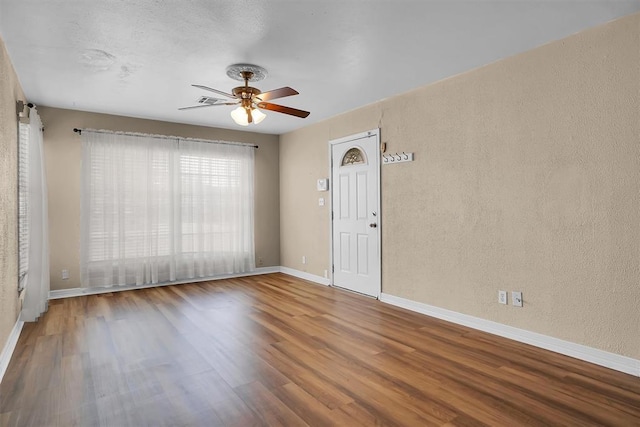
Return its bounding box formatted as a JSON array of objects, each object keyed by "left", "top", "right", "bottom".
[
  {"left": 80, "top": 131, "right": 255, "bottom": 288},
  {"left": 21, "top": 108, "right": 50, "bottom": 322}
]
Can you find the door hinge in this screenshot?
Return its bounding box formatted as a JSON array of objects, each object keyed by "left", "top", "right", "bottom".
[
  {"left": 332, "top": 265, "right": 334, "bottom": 273},
  {"left": 331, "top": 211, "right": 334, "bottom": 220}
]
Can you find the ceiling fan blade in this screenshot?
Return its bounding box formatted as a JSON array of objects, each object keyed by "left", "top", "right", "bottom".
[
  {"left": 178, "top": 104, "right": 219, "bottom": 110},
  {"left": 192, "top": 84, "right": 236, "bottom": 98},
  {"left": 256, "top": 87, "right": 299, "bottom": 102},
  {"left": 257, "top": 102, "right": 310, "bottom": 118},
  {"left": 179, "top": 101, "right": 238, "bottom": 110}
]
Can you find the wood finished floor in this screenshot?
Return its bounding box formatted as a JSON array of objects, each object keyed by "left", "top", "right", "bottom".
[{"left": 1, "top": 274, "right": 639, "bottom": 426}]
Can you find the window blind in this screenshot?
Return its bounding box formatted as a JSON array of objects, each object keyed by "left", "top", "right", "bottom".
[
  {"left": 80, "top": 132, "right": 255, "bottom": 288},
  {"left": 18, "top": 123, "right": 29, "bottom": 291}
]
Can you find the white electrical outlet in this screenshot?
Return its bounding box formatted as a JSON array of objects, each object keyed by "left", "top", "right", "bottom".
[
  {"left": 62, "top": 269, "right": 69, "bottom": 280},
  {"left": 302, "top": 256, "right": 306, "bottom": 264},
  {"left": 498, "top": 290, "right": 507, "bottom": 305},
  {"left": 512, "top": 291, "right": 523, "bottom": 307},
  {"left": 324, "top": 269, "right": 328, "bottom": 278}
]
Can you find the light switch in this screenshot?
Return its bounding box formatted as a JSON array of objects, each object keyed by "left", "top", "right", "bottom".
[{"left": 317, "top": 178, "right": 329, "bottom": 192}]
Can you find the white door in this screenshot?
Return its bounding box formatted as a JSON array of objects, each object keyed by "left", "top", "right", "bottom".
[{"left": 330, "top": 130, "right": 380, "bottom": 297}]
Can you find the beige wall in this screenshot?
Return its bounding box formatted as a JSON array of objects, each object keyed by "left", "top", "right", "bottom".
[
  {"left": 280, "top": 14, "right": 640, "bottom": 359},
  {"left": 39, "top": 107, "right": 280, "bottom": 290},
  {"left": 0, "top": 38, "right": 25, "bottom": 351}
]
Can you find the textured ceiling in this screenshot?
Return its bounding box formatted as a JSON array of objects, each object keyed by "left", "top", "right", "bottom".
[{"left": 1, "top": 1, "right": 639, "bottom": 135}]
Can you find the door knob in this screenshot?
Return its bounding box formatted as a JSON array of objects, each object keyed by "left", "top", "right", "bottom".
[{"left": 369, "top": 223, "right": 377, "bottom": 228}]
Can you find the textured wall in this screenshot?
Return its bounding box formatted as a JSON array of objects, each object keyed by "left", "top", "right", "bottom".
[
  {"left": 280, "top": 13, "right": 640, "bottom": 358},
  {"left": 0, "top": 38, "right": 24, "bottom": 352},
  {"left": 39, "top": 107, "right": 280, "bottom": 290}
]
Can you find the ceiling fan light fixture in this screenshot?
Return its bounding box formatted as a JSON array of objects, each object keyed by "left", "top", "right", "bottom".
[
  {"left": 230, "top": 106, "right": 249, "bottom": 126},
  {"left": 252, "top": 108, "right": 266, "bottom": 124},
  {"left": 230, "top": 106, "right": 266, "bottom": 126}
]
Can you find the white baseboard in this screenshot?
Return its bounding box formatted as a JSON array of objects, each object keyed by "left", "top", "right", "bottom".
[
  {"left": 279, "top": 267, "right": 330, "bottom": 286},
  {"left": 380, "top": 293, "right": 640, "bottom": 377},
  {"left": 0, "top": 318, "right": 24, "bottom": 384},
  {"left": 49, "top": 266, "right": 282, "bottom": 300},
  {"left": 246, "top": 266, "right": 281, "bottom": 275}
]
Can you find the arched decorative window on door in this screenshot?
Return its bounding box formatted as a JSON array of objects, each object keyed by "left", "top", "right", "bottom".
[{"left": 341, "top": 147, "right": 367, "bottom": 166}]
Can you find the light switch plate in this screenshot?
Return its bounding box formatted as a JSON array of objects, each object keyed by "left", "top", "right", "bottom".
[
  {"left": 512, "top": 291, "right": 523, "bottom": 307},
  {"left": 317, "top": 178, "right": 329, "bottom": 191}
]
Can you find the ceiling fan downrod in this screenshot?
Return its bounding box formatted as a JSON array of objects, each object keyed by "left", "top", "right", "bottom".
[{"left": 235, "top": 71, "right": 260, "bottom": 123}]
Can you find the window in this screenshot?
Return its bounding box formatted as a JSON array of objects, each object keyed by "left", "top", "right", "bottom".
[
  {"left": 17, "top": 123, "right": 29, "bottom": 291},
  {"left": 16, "top": 107, "right": 49, "bottom": 321},
  {"left": 80, "top": 132, "right": 255, "bottom": 288},
  {"left": 179, "top": 154, "right": 243, "bottom": 255},
  {"left": 341, "top": 147, "right": 366, "bottom": 166}
]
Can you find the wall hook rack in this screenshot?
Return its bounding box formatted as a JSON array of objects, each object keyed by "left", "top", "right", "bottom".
[{"left": 382, "top": 152, "right": 413, "bottom": 165}]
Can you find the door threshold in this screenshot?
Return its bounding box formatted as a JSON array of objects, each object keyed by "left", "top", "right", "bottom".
[{"left": 331, "top": 284, "right": 378, "bottom": 299}]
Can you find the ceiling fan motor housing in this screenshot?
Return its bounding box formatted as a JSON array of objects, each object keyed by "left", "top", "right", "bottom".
[{"left": 232, "top": 86, "right": 261, "bottom": 109}]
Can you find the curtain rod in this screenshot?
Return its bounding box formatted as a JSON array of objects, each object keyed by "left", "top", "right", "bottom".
[{"left": 72, "top": 128, "right": 258, "bottom": 149}]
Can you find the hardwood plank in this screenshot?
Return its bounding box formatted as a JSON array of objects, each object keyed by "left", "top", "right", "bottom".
[
  {"left": 0, "top": 273, "right": 638, "bottom": 426},
  {"left": 234, "top": 380, "right": 308, "bottom": 426},
  {"left": 336, "top": 401, "right": 390, "bottom": 426},
  {"left": 272, "top": 341, "right": 451, "bottom": 425},
  {"left": 255, "top": 344, "right": 354, "bottom": 410},
  {"left": 270, "top": 381, "right": 356, "bottom": 427}
]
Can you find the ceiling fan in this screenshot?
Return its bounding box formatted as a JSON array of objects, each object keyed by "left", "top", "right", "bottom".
[{"left": 179, "top": 64, "right": 310, "bottom": 126}]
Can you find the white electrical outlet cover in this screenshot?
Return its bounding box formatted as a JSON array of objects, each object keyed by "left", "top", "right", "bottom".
[{"left": 498, "top": 290, "right": 507, "bottom": 305}]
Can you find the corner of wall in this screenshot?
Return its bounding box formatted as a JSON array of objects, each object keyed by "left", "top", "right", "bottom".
[{"left": 0, "top": 34, "right": 25, "bottom": 365}]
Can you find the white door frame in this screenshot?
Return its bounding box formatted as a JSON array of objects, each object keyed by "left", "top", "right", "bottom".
[{"left": 328, "top": 128, "right": 381, "bottom": 298}]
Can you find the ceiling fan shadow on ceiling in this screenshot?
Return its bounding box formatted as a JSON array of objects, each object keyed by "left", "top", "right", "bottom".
[{"left": 179, "top": 64, "right": 310, "bottom": 126}]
